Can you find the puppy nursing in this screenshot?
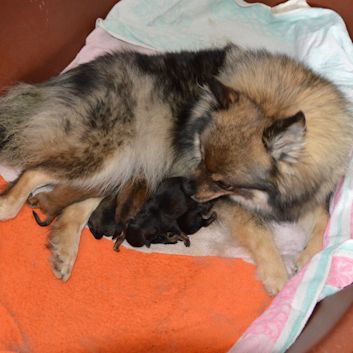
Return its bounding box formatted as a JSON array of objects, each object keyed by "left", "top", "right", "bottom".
[
  {"left": 28, "top": 184, "right": 100, "bottom": 226},
  {"left": 123, "top": 177, "right": 216, "bottom": 248},
  {"left": 0, "top": 45, "right": 352, "bottom": 294},
  {"left": 89, "top": 177, "right": 216, "bottom": 249}
]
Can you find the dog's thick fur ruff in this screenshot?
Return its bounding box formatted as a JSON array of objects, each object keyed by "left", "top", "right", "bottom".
[{"left": 193, "top": 50, "right": 353, "bottom": 294}]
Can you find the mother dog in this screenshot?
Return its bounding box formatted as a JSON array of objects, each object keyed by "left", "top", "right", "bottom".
[{"left": 0, "top": 45, "right": 352, "bottom": 294}]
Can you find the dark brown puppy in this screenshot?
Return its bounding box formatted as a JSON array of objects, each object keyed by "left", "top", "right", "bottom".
[
  {"left": 28, "top": 184, "right": 99, "bottom": 226},
  {"left": 87, "top": 194, "right": 123, "bottom": 240},
  {"left": 88, "top": 178, "right": 149, "bottom": 243},
  {"left": 124, "top": 177, "right": 216, "bottom": 248},
  {"left": 85, "top": 177, "right": 216, "bottom": 250},
  {"left": 29, "top": 178, "right": 149, "bottom": 229}
]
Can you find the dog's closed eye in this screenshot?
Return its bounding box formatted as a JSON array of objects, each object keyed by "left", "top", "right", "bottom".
[{"left": 214, "top": 180, "right": 234, "bottom": 191}]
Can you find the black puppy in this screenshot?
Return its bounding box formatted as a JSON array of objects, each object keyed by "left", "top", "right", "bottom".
[
  {"left": 87, "top": 177, "right": 216, "bottom": 250},
  {"left": 88, "top": 193, "right": 123, "bottom": 240},
  {"left": 178, "top": 202, "right": 216, "bottom": 234},
  {"left": 87, "top": 179, "right": 149, "bottom": 249},
  {"left": 124, "top": 177, "right": 216, "bottom": 248}
]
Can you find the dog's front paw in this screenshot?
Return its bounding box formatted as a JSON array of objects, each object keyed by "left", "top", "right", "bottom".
[
  {"left": 48, "top": 225, "right": 80, "bottom": 282},
  {"left": 257, "top": 264, "right": 288, "bottom": 296},
  {"left": 282, "top": 255, "right": 298, "bottom": 277},
  {"left": 296, "top": 251, "right": 312, "bottom": 271}
]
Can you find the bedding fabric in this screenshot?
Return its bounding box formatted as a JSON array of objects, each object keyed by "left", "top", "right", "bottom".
[
  {"left": 0, "top": 0, "right": 353, "bottom": 352},
  {"left": 0, "top": 174, "right": 271, "bottom": 353}
]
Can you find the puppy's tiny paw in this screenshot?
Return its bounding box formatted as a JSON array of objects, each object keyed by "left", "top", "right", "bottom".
[
  {"left": 257, "top": 265, "right": 288, "bottom": 296},
  {"left": 27, "top": 192, "right": 50, "bottom": 213},
  {"left": 27, "top": 194, "right": 39, "bottom": 208}
]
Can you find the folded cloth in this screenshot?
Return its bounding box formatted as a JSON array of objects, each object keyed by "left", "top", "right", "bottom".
[
  {"left": 0, "top": 173, "right": 271, "bottom": 353},
  {"left": 97, "top": 0, "right": 353, "bottom": 101},
  {"left": 1, "top": 0, "right": 353, "bottom": 351}
]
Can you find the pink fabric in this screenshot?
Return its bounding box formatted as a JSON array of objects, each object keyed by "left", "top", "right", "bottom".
[
  {"left": 230, "top": 268, "right": 308, "bottom": 353},
  {"left": 64, "top": 27, "right": 155, "bottom": 72},
  {"left": 327, "top": 256, "right": 353, "bottom": 288},
  {"left": 231, "top": 158, "right": 353, "bottom": 352}
]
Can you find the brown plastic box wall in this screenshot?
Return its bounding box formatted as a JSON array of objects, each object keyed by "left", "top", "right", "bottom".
[
  {"left": 0, "top": 0, "right": 119, "bottom": 90},
  {"left": 0, "top": 1, "right": 353, "bottom": 353}
]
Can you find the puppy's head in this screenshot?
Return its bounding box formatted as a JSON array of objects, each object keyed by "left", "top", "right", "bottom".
[
  {"left": 193, "top": 78, "right": 306, "bottom": 217},
  {"left": 125, "top": 214, "right": 161, "bottom": 247},
  {"left": 153, "top": 178, "right": 192, "bottom": 218},
  {"left": 88, "top": 194, "right": 119, "bottom": 238}
]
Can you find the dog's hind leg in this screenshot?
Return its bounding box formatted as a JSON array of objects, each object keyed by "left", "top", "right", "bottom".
[
  {"left": 48, "top": 197, "right": 103, "bottom": 281},
  {"left": 0, "top": 169, "right": 57, "bottom": 221}
]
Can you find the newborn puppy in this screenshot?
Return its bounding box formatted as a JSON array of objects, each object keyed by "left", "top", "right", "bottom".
[
  {"left": 28, "top": 184, "right": 99, "bottom": 226},
  {"left": 124, "top": 177, "right": 216, "bottom": 248},
  {"left": 143, "top": 202, "right": 216, "bottom": 247},
  {"left": 177, "top": 202, "right": 216, "bottom": 234},
  {"left": 88, "top": 178, "right": 149, "bottom": 246},
  {"left": 87, "top": 193, "right": 123, "bottom": 239},
  {"left": 87, "top": 177, "right": 216, "bottom": 251}
]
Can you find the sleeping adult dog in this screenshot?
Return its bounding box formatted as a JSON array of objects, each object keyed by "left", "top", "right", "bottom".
[{"left": 0, "top": 45, "right": 351, "bottom": 294}]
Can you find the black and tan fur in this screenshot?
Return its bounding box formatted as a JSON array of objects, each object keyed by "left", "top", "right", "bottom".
[
  {"left": 87, "top": 178, "right": 149, "bottom": 240},
  {"left": 193, "top": 51, "right": 353, "bottom": 294}
]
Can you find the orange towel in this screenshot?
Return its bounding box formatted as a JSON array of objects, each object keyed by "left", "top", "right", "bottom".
[{"left": 0, "top": 177, "right": 271, "bottom": 353}]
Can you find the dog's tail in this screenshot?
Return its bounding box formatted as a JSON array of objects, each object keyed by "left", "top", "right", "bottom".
[
  {"left": 0, "top": 83, "right": 42, "bottom": 151},
  {"left": 0, "top": 80, "right": 77, "bottom": 169}
]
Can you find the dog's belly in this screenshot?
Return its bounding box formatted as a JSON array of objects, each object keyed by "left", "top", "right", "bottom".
[{"left": 78, "top": 140, "right": 175, "bottom": 193}]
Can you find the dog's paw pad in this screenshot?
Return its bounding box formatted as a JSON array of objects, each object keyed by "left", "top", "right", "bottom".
[
  {"left": 282, "top": 255, "right": 298, "bottom": 277},
  {"left": 296, "top": 252, "right": 311, "bottom": 271},
  {"left": 257, "top": 266, "right": 288, "bottom": 296},
  {"left": 48, "top": 238, "right": 78, "bottom": 282}
]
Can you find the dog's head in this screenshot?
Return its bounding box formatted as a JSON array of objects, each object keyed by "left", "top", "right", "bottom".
[{"left": 193, "top": 78, "right": 306, "bottom": 218}]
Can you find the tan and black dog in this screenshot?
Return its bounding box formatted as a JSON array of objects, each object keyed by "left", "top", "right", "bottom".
[
  {"left": 192, "top": 52, "right": 353, "bottom": 294},
  {"left": 0, "top": 46, "right": 351, "bottom": 294}
]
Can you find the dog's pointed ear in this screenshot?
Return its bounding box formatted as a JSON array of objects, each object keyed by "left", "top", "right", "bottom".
[
  {"left": 263, "top": 111, "right": 306, "bottom": 163},
  {"left": 207, "top": 78, "right": 239, "bottom": 110}
]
